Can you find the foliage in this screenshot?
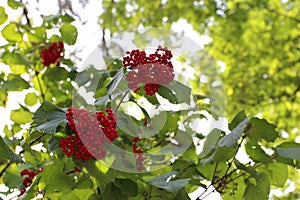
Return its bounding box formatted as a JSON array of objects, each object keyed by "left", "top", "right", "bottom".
[{"left": 0, "top": 1, "right": 299, "bottom": 200}]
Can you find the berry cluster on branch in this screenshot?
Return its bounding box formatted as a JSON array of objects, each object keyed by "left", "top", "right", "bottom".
[
  {"left": 19, "top": 168, "right": 43, "bottom": 195},
  {"left": 59, "top": 107, "right": 118, "bottom": 160},
  {"left": 40, "top": 41, "right": 64, "bottom": 66},
  {"left": 123, "top": 46, "right": 174, "bottom": 96}
]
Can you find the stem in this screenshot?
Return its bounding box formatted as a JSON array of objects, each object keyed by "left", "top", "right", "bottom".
[
  {"left": 227, "top": 153, "right": 279, "bottom": 184},
  {"left": 200, "top": 189, "right": 215, "bottom": 200},
  {"left": 197, "top": 161, "right": 219, "bottom": 199},
  {"left": 35, "top": 71, "right": 45, "bottom": 101},
  {"left": 0, "top": 162, "right": 11, "bottom": 177},
  {"left": 19, "top": 133, "right": 45, "bottom": 155},
  {"left": 196, "top": 184, "right": 213, "bottom": 200},
  {"left": 114, "top": 90, "right": 130, "bottom": 112}
]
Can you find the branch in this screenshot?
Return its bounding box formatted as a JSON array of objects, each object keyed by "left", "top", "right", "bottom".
[
  {"left": 19, "top": 133, "right": 46, "bottom": 155},
  {"left": 227, "top": 153, "right": 279, "bottom": 184},
  {"left": 196, "top": 163, "right": 219, "bottom": 200},
  {"left": 20, "top": 0, "right": 31, "bottom": 27},
  {"left": 35, "top": 71, "right": 45, "bottom": 101},
  {"left": 114, "top": 90, "right": 130, "bottom": 112},
  {"left": 0, "top": 162, "right": 11, "bottom": 177}
]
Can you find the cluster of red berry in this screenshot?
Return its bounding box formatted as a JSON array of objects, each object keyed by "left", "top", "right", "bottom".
[
  {"left": 59, "top": 107, "right": 118, "bottom": 160},
  {"left": 40, "top": 41, "right": 64, "bottom": 66},
  {"left": 19, "top": 168, "right": 43, "bottom": 195},
  {"left": 123, "top": 46, "right": 174, "bottom": 96},
  {"left": 132, "top": 137, "right": 146, "bottom": 171}
]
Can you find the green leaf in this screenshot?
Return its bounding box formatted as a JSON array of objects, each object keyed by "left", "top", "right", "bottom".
[
  {"left": 196, "top": 161, "right": 227, "bottom": 181},
  {"left": 32, "top": 101, "right": 66, "bottom": 133},
  {"left": 59, "top": 23, "right": 78, "bottom": 45},
  {"left": 27, "top": 27, "right": 46, "bottom": 43},
  {"left": 58, "top": 189, "right": 94, "bottom": 200},
  {"left": 214, "top": 146, "right": 236, "bottom": 161},
  {"left": 84, "top": 160, "right": 115, "bottom": 189},
  {"left": 276, "top": 142, "right": 300, "bottom": 160},
  {"left": 38, "top": 160, "right": 72, "bottom": 194},
  {"left": 0, "top": 137, "right": 23, "bottom": 163},
  {"left": 1, "top": 23, "right": 22, "bottom": 42},
  {"left": 114, "top": 178, "right": 138, "bottom": 197},
  {"left": 149, "top": 178, "right": 190, "bottom": 193},
  {"left": 0, "top": 6, "right": 8, "bottom": 25},
  {"left": 10, "top": 105, "right": 32, "bottom": 124},
  {"left": 148, "top": 171, "right": 190, "bottom": 193},
  {"left": 102, "top": 182, "right": 124, "bottom": 200},
  {"left": 25, "top": 92, "right": 38, "bottom": 106},
  {"left": 229, "top": 110, "right": 247, "bottom": 130},
  {"left": 174, "top": 188, "right": 190, "bottom": 200},
  {"left": 61, "top": 13, "right": 75, "bottom": 23},
  {"left": 71, "top": 174, "right": 93, "bottom": 190},
  {"left": 0, "top": 89, "right": 8, "bottom": 107},
  {"left": 222, "top": 175, "right": 246, "bottom": 200},
  {"left": 264, "top": 163, "right": 288, "bottom": 187},
  {"left": 7, "top": 0, "right": 23, "bottom": 9},
  {"left": 138, "top": 104, "right": 151, "bottom": 124},
  {"left": 157, "top": 85, "right": 179, "bottom": 104},
  {"left": 163, "top": 80, "right": 191, "bottom": 104},
  {"left": 218, "top": 117, "right": 249, "bottom": 147},
  {"left": 199, "top": 128, "right": 221, "bottom": 158},
  {"left": 2, "top": 163, "right": 23, "bottom": 188},
  {"left": 95, "top": 90, "right": 125, "bottom": 106},
  {"left": 249, "top": 118, "right": 279, "bottom": 142},
  {"left": 243, "top": 172, "right": 270, "bottom": 200},
  {"left": 148, "top": 171, "right": 178, "bottom": 182},
  {"left": 48, "top": 135, "right": 61, "bottom": 153},
  {"left": 1, "top": 74, "right": 30, "bottom": 91},
  {"left": 245, "top": 140, "right": 269, "bottom": 162},
  {"left": 106, "top": 68, "right": 124, "bottom": 95},
  {"left": 117, "top": 111, "right": 141, "bottom": 135}
]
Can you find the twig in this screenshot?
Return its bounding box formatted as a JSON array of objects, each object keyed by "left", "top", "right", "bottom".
[
  {"left": 0, "top": 162, "right": 11, "bottom": 177},
  {"left": 200, "top": 189, "right": 215, "bottom": 200},
  {"left": 227, "top": 153, "right": 278, "bottom": 184},
  {"left": 35, "top": 71, "right": 45, "bottom": 101},
  {"left": 114, "top": 90, "right": 130, "bottom": 112},
  {"left": 19, "top": 133, "right": 45, "bottom": 155}
]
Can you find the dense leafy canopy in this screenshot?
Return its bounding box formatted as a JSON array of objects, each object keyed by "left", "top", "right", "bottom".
[{"left": 0, "top": 0, "right": 299, "bottom": 199}]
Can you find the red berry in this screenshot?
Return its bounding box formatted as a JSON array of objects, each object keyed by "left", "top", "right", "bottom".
[
  {"left": 28, "top": 170, "right": 36, "bottom": 178},
  {"left": 38, "top": 168, "right": 43, "bottom": 173},
  {"left": 20, "top": 188, "right": 26, "bottom": 195},
  {"left": 20, "top": 169, "right": 29, "bottom": 176}
]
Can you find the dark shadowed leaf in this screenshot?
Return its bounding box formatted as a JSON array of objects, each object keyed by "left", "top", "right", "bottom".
[
  {"left": 0, "top": 137, "right": 23, "bottom": 163},
  {"left": 32, "top": 101, "right": 66, "bottom": 133}
]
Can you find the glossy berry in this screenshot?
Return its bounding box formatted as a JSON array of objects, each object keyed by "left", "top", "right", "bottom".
[
  {"left": 123, "top": 46, "right": 175, "bottom": 96},
  {"left": 40, "top": 41, "right": 64, "bottom": 66},
  {"left": 60, "top": 107, "right": 118, "bottom": 161},
  {"left": 37, "top": 168, "right": 43, "bottom": 173}
]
